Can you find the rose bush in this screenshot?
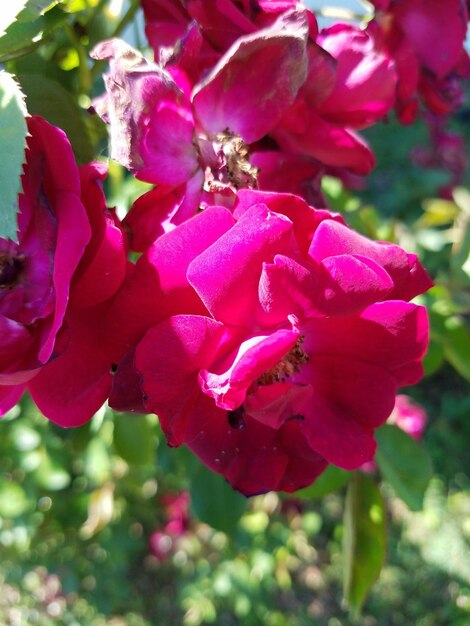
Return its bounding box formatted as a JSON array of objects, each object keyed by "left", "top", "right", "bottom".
[{"left": 107, "top": 190, "right": 431, "bottom": 495}]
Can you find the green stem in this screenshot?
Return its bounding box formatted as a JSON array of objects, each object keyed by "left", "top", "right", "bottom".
[
  {"left": 64, "top": 22, "right": 92, "bottom": 95},
  {"left": 111, "top": 0, "right": 140, "bottom": 39}
]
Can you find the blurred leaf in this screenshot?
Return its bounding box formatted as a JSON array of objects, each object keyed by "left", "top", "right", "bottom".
[
  {"left": 450, "top": 212, "right": 470, "bottom": 287},
  {"left": 80, "top": 483, "right": 114, "bottom": 539},
  {"left": 11, "top": 424, "right": 41, "bottom": 451},
  {"left": 0, "top": 6, "right": 67, "bottom": 63},
  {"left": 295, "top": 465, "right": 351, "bottom": 500},
  {"left": 433, "top": 314, "right": 470, "bottom": 382},
  {"left": 113, "top": 414, "right": 156, "bottom": 466},
  {"left": 84, "top": 437, "right": 111, "bottom": 485},
  {"left": 0, "top": 478, "right": 29, "bottom": 517},
  {"left": 375, "top": 424, "right": 433, "bottom": 511},
  {"left": 343, "top": 472, "right": 386, "bottom": 615},
  {"left": 453, "top": 187, "right": 470, "bottom": 214},
  {"left": 423, "top": 338, "right": 444, "bottom": 377},
  {"left": 33, "top": 448, "right": 71, "bottom": 490},
  {"left": 0, "top": 71, "right": 27, "bottom": 241},
  {"left": 418, "top": 198, "right": 459, "bottom": 227},
  {"left": 18, "top": 73, "right": 95, "bottom": 163},
  {"left": 190, "top": 462, "right": 247, "bottom": 533}
]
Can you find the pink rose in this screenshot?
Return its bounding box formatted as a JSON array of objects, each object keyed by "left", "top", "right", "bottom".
[
  {"left": 109, "top": 190, "right": 431, "bottom": 495},
  {"left": 0, "top": 117, "right": 128, "bottom": 425},
  {"left": 0, "top": 116, "right": 91, "bottom": 412}
]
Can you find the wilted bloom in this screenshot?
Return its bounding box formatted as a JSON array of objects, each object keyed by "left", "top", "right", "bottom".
[
  {"left": 93, "top": 9, "right": 397, "bottom": 247},
  {"left": 0, "top": 116, "right": 128, "bottom": 425},
  {"left": 109, "top": 190, "right": 431, "bottom": 495}
]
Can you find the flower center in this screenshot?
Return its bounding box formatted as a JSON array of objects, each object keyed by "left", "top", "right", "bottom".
[
  {"left": 258, "top": 337, "right": 309, "bottom": 386},
  {"left": 216, "top": 129, "right": 259, "bottom": 190},
  {"left": 0, "top": 253, "right": 25, "bottom": 290}
]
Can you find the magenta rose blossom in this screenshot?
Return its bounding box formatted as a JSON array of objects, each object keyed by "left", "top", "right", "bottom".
[
  {"left": 0, "top": 117, "right": 128, "bottom": 425},
  {"left": 27, "top": 162, "right": 129, "bottom": 427},
  {"left": 0, "top": 116, "right": 91, "bottom": 413},
  {"left": 109, "top": 190, "right": 431, "bottom": 495}
]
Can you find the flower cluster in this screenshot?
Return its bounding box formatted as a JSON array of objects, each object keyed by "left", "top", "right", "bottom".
[{"left": 2, "top": 0, "right": 466, "bottom": 495}]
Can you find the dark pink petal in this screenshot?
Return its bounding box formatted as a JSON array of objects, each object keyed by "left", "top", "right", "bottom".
[
  {"left": 141, "top": 0, "right": 190, "bottom": 53},
  {"left": 136, "top": 315, "right": 232, "bottom": 446},
  {"left": 187, "top": 204, "right": 295, "bottom": 326},
  {"left": 233, "top": 188, "right": 344, "bottom": 256},
  {"left": 258, "top": 255, "right": 317, "bottom": 324},
  {"left": 316, "top": 254, "right": 394, "bottom": 315},
  {"left": 22, "top": 117, "right": 91, "bottom": 363},
  {"left": 106, "top": 206, "right": 234, "bottom": 354},
  {"left": 252, "top": 151, "right": 325, "bottom": 207},
  {"left": 91, "top": 39, "right": 199, "bottom": 185},
  {"left": 0, "top": 384, "right": 24, "bottom": 415},
  {"left": 71, "top": 163, "right": 127, "bottom": 308},
  {"left": 273, "top": 108, "right": 376, "bottom": 174},
  {"left": 0, "top": 315, "right": 36, "bottom": 375},
  {"left": 302, "top": 301, "right": 429, "bottom": 384},
  {"left": 305, "top": 355, "right": 397, "bottom": 429},
  {"left": 301, "top": 42, "right": 336, "bottom": 107},
  {"left": 123, "top": 170, "right": 203, "bottom": 252},
  {"left": 316, "top": 24, "right": 396, "bottom": 128},
  {"left": 301, "top": 395, "right": 376, "bottom": 470},
  {"left": 192, "top": 9, "right": 309, "bottom": 142},
  {"left": 28, "top": 304, "right": 116, "bottom": 427},
  {"left": 199, "top": 327, "right": 300, "bottom": 410},
  {"left": 187, "top": 0, "right": 256, "bottom": 49},
  {"left": 108, "top": 347, "right": 147, "bottom": 414},
  {"left": 244, "top": 382, "right": 313, "bottom": 430},
  {"left": 395, "top": 0, "right": 468, "bottom": 78},
  {"left": 308, "top": 219, "right": 432, "bottom": 300},
  {"left": 184, "top": 394, "right": 327, "bottom": 495}
]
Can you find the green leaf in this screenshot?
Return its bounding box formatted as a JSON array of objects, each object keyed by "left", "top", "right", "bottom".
[
  {"left": 436, "top": 315, "right": 470, "bottom": 382},
  {"left": 375, "top": 424, "right": 433, "bottom": 511},
  {"left": 0, "top": 478, "right": 29, "bottom": 517},
  {"left": 0, "top": 1, "right": 29, "bottom": 36},
  {"left": 343, "top": 473, "right": 386, "bottom": 616},
  {"left": 0, "top": 5, "right": 67, "bottom": 63},
  {"left": 84, "top": 437, "right": 111, "bottom": 485},
  {"left": 190, "top": 462, "right": 248, "bottom": 533},
  {"left": 423, "top": 338, "right": 444, "bottom": 378},
  {"left": 0, "top": 71, "right": 27, "bottom": 241},
  {"left": 18, "top": 73, "right": 95, "bottom": 163},
  {"left": 113, "top": 414, "right": 156, "bottom": 465},
  {"left": 17, "top": 1, "right": 62, "bottom": 23},
  {"left": 295, "top": 465, "right": 351, "bottom": 500}
]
